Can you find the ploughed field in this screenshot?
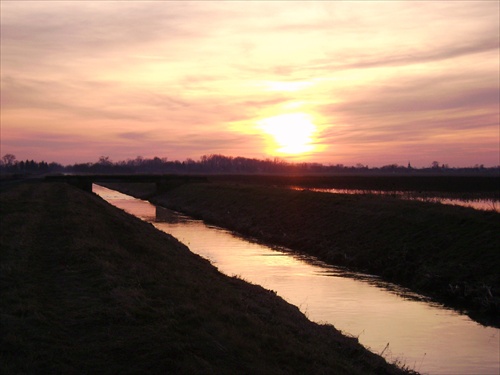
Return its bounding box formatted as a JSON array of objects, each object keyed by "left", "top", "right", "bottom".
[
  {"left": 109, "top": 175, "right": 500, "bottom": 326},
  {"left": 0, "top": 181, "right": 409, "bottom": 374}
]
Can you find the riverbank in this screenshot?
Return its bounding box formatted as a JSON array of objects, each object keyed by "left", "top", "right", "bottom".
[
  {"left": 107, "top": 179, "right": 499, "bottom": 326},
  {"left": 0, "top": 182, "right": 409, "bottom": 374}
]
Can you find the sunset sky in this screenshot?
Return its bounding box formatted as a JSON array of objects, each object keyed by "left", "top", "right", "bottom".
[{"left": 1, "top": 1, "right": 499, "bottom": 167}]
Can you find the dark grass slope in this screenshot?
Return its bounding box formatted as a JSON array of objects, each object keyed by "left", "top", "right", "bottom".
[
  {"left": 0, "top": 182, "right": 409, "bottom": 374},
  {"left": 115, "top": 181, "right": 499, "bottom": 325}
]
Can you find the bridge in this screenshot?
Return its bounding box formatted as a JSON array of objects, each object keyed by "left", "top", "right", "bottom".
[{"left": 45, "top": 174, "right": 208, "bottom": 192}]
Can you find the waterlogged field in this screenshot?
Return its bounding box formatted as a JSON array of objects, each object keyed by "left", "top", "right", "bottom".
[
  {"left": 289, "top": 187, "right": 500, "bottom": 212},
  {"left": 209, "top": 174, "right": 500, "bottom": 195}
]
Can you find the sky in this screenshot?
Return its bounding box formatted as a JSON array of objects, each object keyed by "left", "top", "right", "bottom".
[{"left": 1, "top": 1, "right": 499, "bottom": 167}]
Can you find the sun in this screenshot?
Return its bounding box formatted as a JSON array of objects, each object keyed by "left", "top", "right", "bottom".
[{"left": 258, "top": 112, "right": 317, "bottom": 155}]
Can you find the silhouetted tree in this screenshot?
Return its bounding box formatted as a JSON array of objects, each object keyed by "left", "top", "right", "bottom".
[{"left": 1, "top": 154, "right": 16, "bottom": 167}]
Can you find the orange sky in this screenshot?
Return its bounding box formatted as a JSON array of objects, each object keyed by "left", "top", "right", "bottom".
[{"left": 1, "top": 1, "right": 499, "bottom": 167}]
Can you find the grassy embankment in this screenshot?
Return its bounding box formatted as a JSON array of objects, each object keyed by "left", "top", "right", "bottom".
[
  {"left": 0, "top": 181, "right": 410, "bottom": 374},
  {"left": 108, "top": 177, "right": 500, "bottom": 326}
]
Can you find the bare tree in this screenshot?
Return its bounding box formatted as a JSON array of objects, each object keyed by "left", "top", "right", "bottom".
[{"left": 1, "top": 154, "right": 16, "bottom": 167}]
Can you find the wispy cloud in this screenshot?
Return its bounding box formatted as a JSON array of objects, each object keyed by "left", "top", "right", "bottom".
[{"left": 1, "top": 1, "right": 498, "bottom": 166}]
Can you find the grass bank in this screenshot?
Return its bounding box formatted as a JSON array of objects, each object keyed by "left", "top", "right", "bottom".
[
  {"left": 109, "top": 180, "right": 500, "bottom": 326},
  {"left": 0, "top": 182, "right": 410, "bottom": 374}
]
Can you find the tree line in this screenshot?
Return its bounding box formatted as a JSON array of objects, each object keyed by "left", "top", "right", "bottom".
[{"left": 1, "top": 153, "right": 498, "bottom": 176}]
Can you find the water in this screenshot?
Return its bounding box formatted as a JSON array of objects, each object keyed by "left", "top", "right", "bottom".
[
  {"left": 290, "top": 187, "right": 500, "bottom": 212},
  {"left": 94, "top": 185, "right": 499, "bottom": 375}
]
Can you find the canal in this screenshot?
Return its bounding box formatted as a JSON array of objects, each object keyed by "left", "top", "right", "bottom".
[{"left": 94, "top": 184, "right": 499, "bottom": 375}]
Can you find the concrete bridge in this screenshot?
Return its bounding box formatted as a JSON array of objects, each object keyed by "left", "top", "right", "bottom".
[{"left": 45, "top": 174, "right": 208, "bottom": 193}]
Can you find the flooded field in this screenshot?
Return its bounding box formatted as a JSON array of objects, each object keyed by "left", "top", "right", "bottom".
[{"left": 290, "top": 186, "right": 500, "bottom": 212}]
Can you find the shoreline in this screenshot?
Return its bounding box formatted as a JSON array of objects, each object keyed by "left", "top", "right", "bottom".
[{"left": 104, "top": 178, "right": 499, "bottom": 327}]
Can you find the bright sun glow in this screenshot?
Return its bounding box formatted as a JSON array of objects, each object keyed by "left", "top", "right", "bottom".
[{"left": 259, "top": 113, "right": 317, "bottom": 154}]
